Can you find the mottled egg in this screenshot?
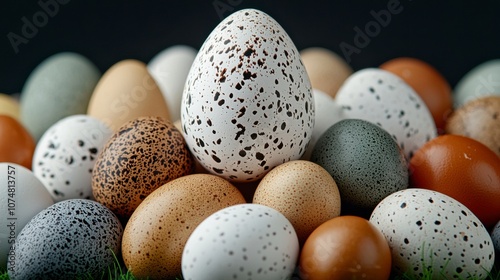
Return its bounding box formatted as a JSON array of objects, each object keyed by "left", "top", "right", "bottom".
[
  {"left": 492, "top": 221, "right": 500, "bottom": 254},
  {"left": 181, "top": 8, "right": 314, "bottom": 182},
  {"left": 0, "top": 163, "right": 53, "bottom": 270},
  {"left": 335, "top": 68, "right": 437, "bottom": 159},
  {"left": 370, "top": 189, "right": 495, "bottom": 279},
  {"left": 122, "top": 174, "right": 245, "bottom": 279},
  {"left": 8, "top": 199, "right": 122, "bottom": 279},
  {"left": 311, "top": 119, "right": 408, "bottom": 209},
  {"left": 0, "top": 93, "right": 20, "bottom": 120},
  {"left": 454, "top": 59, "right": 500, "bottom": 108},
  {"left": 253, "top": 160, "right": 341, "bottom": 245},
  {"left": 0, "top": 115, "right": 35, "bottom": 169},
  {"left": 92, "top": 116, "right": 193, "bottom": 218},
  {"left": 32, "top": 115, "right": 113, "bottom": 202},
  {"left": 20, "top": 52, "right": 101, "bottom": 141},
  {"left": 182, "top": 203, "right": 299, "bottom": 280}
]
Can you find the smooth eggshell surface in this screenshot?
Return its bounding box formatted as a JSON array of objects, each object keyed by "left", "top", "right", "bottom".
[
  {"left": 122, "top": 174, "right": 246, "bottom": 279},
  {"left": 0, "top": 93, "right": 20, "bottom": 120},
  {"left": 454, "top": 59, "right": 500, "bottom": 108},
  {"left": 0, "top": 115, "right": 35, "bottom": 169}
]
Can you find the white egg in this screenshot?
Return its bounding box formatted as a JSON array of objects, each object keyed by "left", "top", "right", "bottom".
[
  {"left": 335, "top": 68, "right": 437, "bottom": 159},
  {"left": 454, "top": 59, "right": 500, "bottom": 108},
  {"left": 182, "top": 203, "right": 299, "bottom": 280},
  {"left": 0, "top": 163, "right": 53, "bottom": 270},
  {"left": 148, "top": 45, "right": 198, "bottom": 121},
  {"left": 32, "top": 115, "right": 112, "bottom": 202},
  {"left": 181, "top": 8, "right": 314, "bottom": 182}
]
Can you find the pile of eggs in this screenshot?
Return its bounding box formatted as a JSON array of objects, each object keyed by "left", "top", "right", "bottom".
[{"left": 1, "top": 8, "right": 500, "bottom": 280}]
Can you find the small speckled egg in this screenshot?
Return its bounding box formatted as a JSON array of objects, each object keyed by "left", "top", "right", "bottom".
[
  {"left": 122, "top": 174, "right": 246, "bottom": 279},
  {"left": 311, "top": 119, "right": 408, "bottom": 209},
  {"left": 92, "top": 116, "right": 193, "bottom": 218},
  {"left": 182, "top": 203, "right": 300, "bottom": 280},
  {"left": 8, "top": 199, "right": 123, "bottom": 279},
  {"left": 32, "top": 115, "right": 112, "bottom": 202},
  {"left": 335, "top": 68, "right": 437, "bottom": 159},
  {"left": 492, "top": 221, "right": 500, "bottom": 255},
  {"left": 20, "top": 52, "right": 101, "bottom": 141},
  {"left": 370, "top": 189, "right": 495, "bottom": 279},
  {"left": 0, "top": 93, "right": 21, "bottom": 120},
  {"left": 454, "top": 59, "right": 500, "bottom": 108},
  {"left": 253, "top": 160, "right": 341, "bottom": 245},
  {"left": 181, "top": 8, "right": 314, "bottom": 182},
  {"left": 0, "top": 163, "right": 53, "bottom": 270},
  {"left": 446, "top": 96, "right": 500, "bottom": 157}
]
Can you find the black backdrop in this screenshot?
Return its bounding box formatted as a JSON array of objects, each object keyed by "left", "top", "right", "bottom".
[{"left": 1, "top": 0, "right": 500, "bottom": 95}]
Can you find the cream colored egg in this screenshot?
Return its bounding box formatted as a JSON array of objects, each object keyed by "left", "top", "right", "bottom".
[
  {"left": 0, "top": 93, "right": 20, "bottom": 120},
  {"left": 253, "top": 160, "right": 341, "bottom": 245},
  {"left": 300, "top": 47, "right": 353, "bottom": 98}
]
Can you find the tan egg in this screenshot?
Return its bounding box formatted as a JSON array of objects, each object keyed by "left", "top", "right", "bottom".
[
  {"left": 0, "top": 93, "right": 20, "bottom": 120},
  {"left": 122, "top": 174, "right": 245, "bottom": 279},
  {"left": 253, "top": 160, "right": 341, "bottom": 245},
  {"left": 446, "top": 96, "right": 500, "bottom": 156},
  {"left": 87, "top": 59, "right": 170, "bottom": 132},
  {"left": 91, "top": 116, "right": 193, "bottom": 218},
  {"left": 300, "top": 47, "right": 353, "bottom": 98}
]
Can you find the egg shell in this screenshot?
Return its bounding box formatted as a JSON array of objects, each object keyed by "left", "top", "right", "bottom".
[
  {"left": 0, "top": 93, "right": 21, "bottom": 120},
  {"left": 446, "top": 96, "right": 500, "bottom": 157},
  {"left": 181, "top": 8, "right": 314, "bottom": 182},
  {"left": 335, "top": 68, "right": 437, "bottom": 159},
  {"left": 181, "top": 203, "right": 299, "bottom": 280},
  {"left": 122, "top": 174, "right": 246, "bottom": 279},
  {"left": 492, "top": 221, "right": 500, "bottom": 255},
  {"left": 0, "top": 163, "right": 53, "bottom": 270},
  {"left": 148, "top": 45, "right": 198, "bottom": 121},
  {"left": 8, "top": 199, "right": 122, "bottom": 279},
  {"left": 87, "top": 59, "right": 171, "bottom": 132},
  {"left": 370, "top": 188, "right": 495, "bottom": 279},
  {"left": 253, "top": 160, "right": 341, "bottom": 245},
  {"left": 300, "top": 47, "right": 353, "bottom": 98},
  {"left": 454, "top": 59, "right": 500, "bottom": 108},
  {"left": 311, "top": 119, "right": 408, "bottom": 209},
  {"left": 32, "top": 115, "right": 113, "bottom": 202},
  {"left": 20, "top": 52, "right": 101, "bottom": 141},
  {"left": 0, "top": 115, "right": 35, "bottom": 169},
  {"left": 92, "top": 116, "right": 193, "bottom": 218}
]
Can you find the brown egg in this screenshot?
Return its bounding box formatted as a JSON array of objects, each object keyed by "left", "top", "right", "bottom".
[
  {"left": 300, "top": 47, "right": 353, "bottom": 98},
  {"left": 299, "top": 215, "right": 392, "bottom": 280},
  {"left": 87, "top": 59, "right": 170, "bottom": 132},
  {"left": 0, "top": 115, "right": 35, "bottom": 169},
  {"left": 446, "top": 96, "right": 500, "bottom": 157},
  {"left": 91, "top": 116, "right": 193, "bottom": 218},
  {"left": 252, "top": 160, "right": 341, "bottom": 245},
  {"left": 122, "top": 174, "right": 246, "bottom": 279}
]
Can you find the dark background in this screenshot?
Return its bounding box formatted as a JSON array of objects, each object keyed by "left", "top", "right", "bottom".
[{"left": 1, "top": 0, "right": 499, "bottom": 95}]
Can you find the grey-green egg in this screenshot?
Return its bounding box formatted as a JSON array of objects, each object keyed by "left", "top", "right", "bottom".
[{"left": 311, "top": 119, "right": 408, "bottom": 208}]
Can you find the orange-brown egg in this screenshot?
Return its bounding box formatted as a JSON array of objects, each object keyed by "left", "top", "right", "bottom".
[
  {"left": 0, "top": 115, "right": 35, "bottom": 169},
  {"left": 121, "top": 174, "right": 245, "bottom": 279},
  {"left": 252, "top": 160, "right": 341, "bottom": 245}
]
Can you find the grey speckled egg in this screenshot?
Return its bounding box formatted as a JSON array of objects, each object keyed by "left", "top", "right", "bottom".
[
  {"left": 492, "top": 221, "right": 500, "bottom": 255},
  {"left": 8, "top": 199, "right": 123, "bottom": 279},
  {"left": 181, "top": 9, "right": 314, "bottom": 182},
  {"left": 311, "top": 119, "right": 408, "bottom": 209},
  {"left": 370, "top": 189, "right": 495, "bottom": 279}
]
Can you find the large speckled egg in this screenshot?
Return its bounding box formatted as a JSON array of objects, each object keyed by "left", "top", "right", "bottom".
[
  {"left": 181, "top": 8, "right": 314, "bottom": 183},
  {"left": 182, "top": 203, "right": 299, "bottom": 280},
  {"left": 311, "top": 119, "right": 408, "bottom": 209},
  {"left": 454, "top": 59, "right": 500, "bottom": 108},
  {"left": 253, "top": 160, "right": 341, "bottom": 245},
  {"left": 20, "top": 52, "right": 101, "bottom": 141},
  {"left": 92, "top": 116, "right": 193, "bottom": 218},
  {"left": 335, "top": 68, "right": 437, "bottom": 159},
  {"left": 122, "top": 174, "right": 245, "bottom": 279},
  {"left": 0, "top": 163, "right": 53, "bottom": 270},
  {"left": 370, "top": 189, "right": 495, "bottom": 279},
  {"left": 32, "top": 115, "right": 113, "bottom": 202},
  {"left": 8, "top": 199, "right": 122, "bottom": 279}
]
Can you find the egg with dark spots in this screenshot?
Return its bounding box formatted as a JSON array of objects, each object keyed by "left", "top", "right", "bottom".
[
  {"left": 8, "top": 199, "right": 122, "bottom": 279},
  {"left": 181, "top": 8, "right": 314, "bottom": 182},
  {"left": 92, "top": 116, "right": 193, "bottom": 218},
  {"left": 311, "top": 119, "right": 408, "bottom": 209}
]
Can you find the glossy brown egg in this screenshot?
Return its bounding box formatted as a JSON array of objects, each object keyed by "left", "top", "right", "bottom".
[{"left": 0, "top": 115, "right": 35, "bottom": 169}]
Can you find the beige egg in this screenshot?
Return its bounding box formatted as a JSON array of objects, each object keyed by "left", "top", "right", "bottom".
[
  {"left": 87, "top": 59, "right": 170, "bottom": 131},
  {"left": 446, "top": 96, "right": 500, "bottom": 156},
  {"left": 300, "top": 47, "right": 353, "bottom": 98},
  {"left": 253, "top": 160, "right": 341, "bottom": 245},
  {"left": 0, "top": 93, "right": 20, "bottom": 120},
  {"left": 92, "top": 116, "right": 193, "bottom": 218},
  {"left": 122, "top": 173, "right": 245, "bottom": 279}
]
